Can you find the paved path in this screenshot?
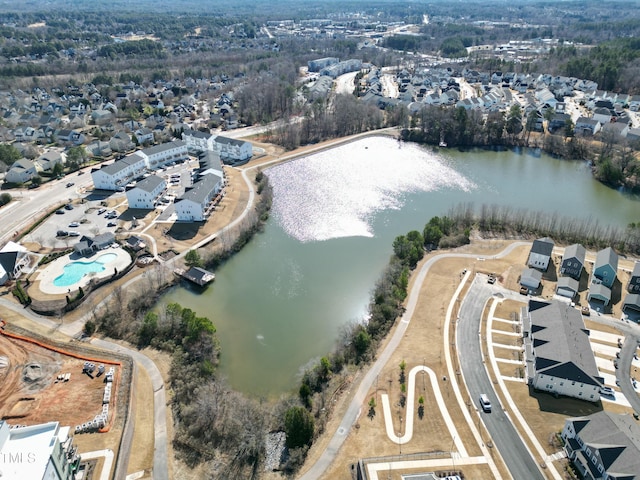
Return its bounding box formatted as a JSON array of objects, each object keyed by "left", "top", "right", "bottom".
[
  {"left": 91, "top": 338, "right": 168, "bottom": 480},
  {"left": 80, "top": 449, "right": 114, "bottom": 480},
  {"left": 380, "top": 365, "right": 466, "bottom": 456},
  {"left": 298, "top": 242, "right": 528, "bottom": 480}
]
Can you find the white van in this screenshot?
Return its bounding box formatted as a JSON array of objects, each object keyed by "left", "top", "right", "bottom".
[{"left": 479, "top": 394, "right": 492, "bottom": 412}]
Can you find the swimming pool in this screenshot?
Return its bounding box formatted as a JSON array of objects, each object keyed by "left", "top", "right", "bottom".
[{"left": 53, "top": 253, "right": 118, "bottom": 287}]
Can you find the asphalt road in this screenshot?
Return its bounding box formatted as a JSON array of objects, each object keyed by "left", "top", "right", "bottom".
[
  {"left": 0, "top": 169, "right": 95, "bottom": 244},
  {"left": 457, "top": 277, "right": 546, "bottom": 480}
]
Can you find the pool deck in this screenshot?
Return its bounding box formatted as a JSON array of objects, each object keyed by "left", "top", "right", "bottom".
[{"left": 36, "top": 247, "right": 133, "bottom": 295}]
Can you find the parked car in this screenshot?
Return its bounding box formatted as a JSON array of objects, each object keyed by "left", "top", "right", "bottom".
[
  {"left": 56, "top": 230, "right": 68, "bottom": 237},
  {"left": 68, "top": 222, "right": 79, "bottom": 228},
  {"left": 487, "top": 273, "right": 496, "bottom": 284},
  {"left": 64, "top": 204, "right": 74, "bottom": 210},
  {"left": 66, "top": 182, "right": 75, "bottom": 188},
  {"left": 55, "top": 209, "right": 65, "bottom": 215},
  {"left": 107, "top": 221, "right": 117, "bottom": 227},
  {"left": 68, "top": 231, "right": 80, "bottom": 237},
  {"left": 600, "top": 386, "right": 614, "bottom": 396}
]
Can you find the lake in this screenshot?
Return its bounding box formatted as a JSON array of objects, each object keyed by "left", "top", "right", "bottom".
[{"left": 161, "top": 136, "right": 640, "bottom": 397}]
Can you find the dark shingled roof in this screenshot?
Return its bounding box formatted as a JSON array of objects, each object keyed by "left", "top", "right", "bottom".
[
  {"left": 530, "top": 237, "right": 554, "bottom": 256},
  {"left": 566, "top": 411, "right": 640, "bottom": 476},
  {"left": 528, "top": 300, "right": 601, "bottom": 386}
]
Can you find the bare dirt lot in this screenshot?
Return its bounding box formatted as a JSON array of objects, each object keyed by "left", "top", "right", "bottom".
[{"left": 0, "top": 332, "right": 124, "bottom": 469}]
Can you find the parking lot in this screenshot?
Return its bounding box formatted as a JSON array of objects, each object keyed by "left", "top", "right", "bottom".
[
  {"left": 27, "top": 195, "right": 128, "bottom": 249},
  {"left": 23, "top": 157, "right": 202, "bottom": 249}
]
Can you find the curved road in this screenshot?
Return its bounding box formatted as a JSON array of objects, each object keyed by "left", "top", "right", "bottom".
[
  {"left": 457, "top": 278, "right": 545, "bottom": 480},
  {"left": 298, "top": 242, "right": 528, "bottom": 480}
]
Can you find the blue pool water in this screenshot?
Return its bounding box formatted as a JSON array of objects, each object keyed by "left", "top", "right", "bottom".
[{"left": 53, "top": 253, "right": 118, "bottom": 287}]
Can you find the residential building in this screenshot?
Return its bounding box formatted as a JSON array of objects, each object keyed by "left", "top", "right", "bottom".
[
  {"left": 574, "top": 117, "right": 601, "bottom": 136},
  {"left": 520, "top": 267, "right": 542, "bottom": 290},
  {"left": 5, "top": 159, "right": 37, "bottom": 184},
  {"left": 527, "top": 237, "right": 554, "bottom": 271},
  {"left": 562, "top": 411, "right": 640, "bottom": 480},
  {"left": 622, "top": 293, "right": 640, "bottom": 315},
  {"left": 0, "top": 241, "right": 31, "bottom": 285},
  {"left": 0, "top": 420, "right": 80, "bottom": 480},
  {"left": 182, "top": 129, "right": 216, "bottom": 152},
  {"left": 126, "top": 175, "right": 166, "bottom": 209},
  {"left": 587, "top": 283, "right": 612, "bottom": 306},
  {"left": 142, "top": 140, "right": 188, "bottom": 169},
  {"left": 522, "top": 299, "right": 603, "bottom": 402},
  {"left": 198, "top": 150, "right": 223, "bottom": 175},
  {"left": 628, "top": 261, "right": 640, "bottom": 293},
  {"left": 592, "top": 247, "right": 618, "bottom": 288},
  {"left": 308, "top": 57, "right": 339, "bottom": 72},
  {"left": 556, "top": 276, "right": 580, "bottom": 299},
  {"left": 560, "top": 244, "right": 586, "bottom": 281},
  {"left": 74, "top": 233, "right": 116, "bottom": 256},
  {"left": 175, "top": 171, "right": 224, "bottom": 222},
  {"left": 213, "top": 136, "right": 252, "bottom": 163},
  {"left": 134, "top": 127, "right": 154, "bottom": 145},
  {"left": 91, "top": 153, "right": 147, "bottom": 191},
  {"left": 35, "top": 151, "right": 65, "bottom": 173}
]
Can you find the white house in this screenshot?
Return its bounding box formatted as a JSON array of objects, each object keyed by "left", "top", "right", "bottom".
[
  {"left": 5, "top": 159, "right": 37, "bottom": 184},
  {"left": 523, "top": 300, "right": 603, "bottom": 403},
  {"left": 182, "top": 129, "right": 216, "bottom": 152},
  {"left": 126, "top": 174, "right": 166, "bottom": 209},
  {"left": 213, "top": 135, "right": 252, "bottom": 163},
  {"left": 35, "top": 151, "right": 66, "bottom": 173},
  {"left": 141, "top": 140, "right": 188, "bottom": 169},
  {"left": 0, "top": 420, "right": 80, "bottom": 480},
  {"left": 0, "top": 241, "right": 31, "bottom": 285},
  {"left": 175, "top": 170, "right": 223, "bottom": 222},
  {"left": 527, "top": 237, "right": 554, "bottom": 271},
  {"left": 91, "top": 153, "right": 147, "bottom": 191},
  {"left": 134, "top": 127, "right": 154, "bottom": 145}
]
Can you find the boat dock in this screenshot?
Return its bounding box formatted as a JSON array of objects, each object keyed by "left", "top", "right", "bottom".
[{"left": 174, "top": 266, "right": 215, "bottom": 286}]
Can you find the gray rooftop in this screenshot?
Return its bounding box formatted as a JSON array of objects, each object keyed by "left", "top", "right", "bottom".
[
  {"left": 623, "top": 293, "right": 640, "bottom": 311},
  {"left": 589, "top": 283, "right": 612, "bottom": 302},
  {"left": 557, "top": 276, "right": 579, "bottom": 291},
  {"left": 567, "top": 411, "right": 640, "bottom": 475},
  {"left": 178, "top": 171, "right": 222, "bottom": 204},
  {"left": 528, "top": 300, "right": 600, "bottom": 385},
  {"left": 563, "top": 244, "right": 585, "bottom": 265},
  {"left": 183, "top": 128, "right": 214, "bottom": 140},
  {"left": 530, "top": 237, "right": 554, "bottom": 256},
  {"left": 133, "top": 174, "right": 165, "bottom": 193},
  {"left": 595, "top": 247, "right": 618, "bottom": 271},
  {"left": 632, "top": 261, "right": 640, "bottom": 278},
  {"left": 101, "top": 153, "right": 145, "bottom": 175},
  {"left": 142, "top": 140, "right": 185, "bottom": 156},
  {"left": 215, "top": 135, "right": 247, "bottom": 147}
]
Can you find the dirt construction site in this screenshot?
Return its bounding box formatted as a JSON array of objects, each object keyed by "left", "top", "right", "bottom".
[{"left": 0, "top": 327, "right": 130, "bottom": 475}]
